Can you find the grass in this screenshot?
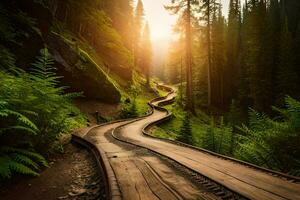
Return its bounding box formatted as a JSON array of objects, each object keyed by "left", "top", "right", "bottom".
[
  {"left": 152, "top": 86, "right": 212, "bottom": 147},
  {"left": 135, "top": 92, "right": 155, "bottom": 116},
  {"left": 134, "top": 76, "right": 157, "bottom": 116}
]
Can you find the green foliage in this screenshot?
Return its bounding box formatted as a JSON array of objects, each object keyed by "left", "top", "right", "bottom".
[
  {"left": 202, "top": 117, "right": 233, "bottom": 155},
  {"left": 177, "top": 113, "right": 193, "bottom": 145},
  {"left": 119, "top": 100, "right": 138, "bottom": 119},
  {"left": 226, "top": 99, "right": 243, "bottom": 126},
  {"left": 235, "top": 96, "right": 300, "bottom": 173},
  {"left": 0, "top": 46, "right": 16, "bottom": 71},
  {"left": 0, "top": 6, "right": 40, "bottom": 43},
  {"left": 0, "top": 48, "right": 86, "bottom": 179},
  {"left": 0, "top": 101, "right": 47, "bottom": 179},
  {"left": 0, "top": 147, "right": 48, "bottom": 179},
  {"left": 63, "top": 1, "right": 133, "bottom": 71}
]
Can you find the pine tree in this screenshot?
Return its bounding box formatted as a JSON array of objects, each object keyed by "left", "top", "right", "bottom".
[
  {"left": 199, "top": 0, "right": 218, "bottom": 108},
  {"left": 277, "top": 17, "right": 297, "bottom": 100},
  {"left": 226, "top": 0, "right": 241, "bottom": 106},
  {"left": 177, "top": 113, "right": 193, "bottom": 144},
  {"left": 133, "top": 0, "right": 145, "bottom": 71},
  {"left": 140, "top": 22, "right": 152, "bottom": 86},
  {"left": 211, "top": 3, "right": 226, "bottom": 108},
  {"left": 166, "top": 0, "right": 198, "bottom": 113},
  {"left": 105, "top": 0, "right": 134, "bottom": 50}
]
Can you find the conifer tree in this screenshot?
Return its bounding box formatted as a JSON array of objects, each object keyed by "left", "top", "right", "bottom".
[
  {"left": 133, "top": 0, "right": 145, "bottom": 70},
  {"left": 166, "top": 0, "right": 198, "bottom": 113},
  {"left": 177, "top": 113, "right": 193, "bottom": 144},
  {"left": 226, "top": 0, "right": 241, "bottom": 105},
  {"left": 211, "top": 3, "right": 226, "bottom": 108},
  {"left": 277, "top": 17, "right": 297, "bottom": 100},
  {"left": 140, "top": 22, "right": 152, "bottom": 86}
]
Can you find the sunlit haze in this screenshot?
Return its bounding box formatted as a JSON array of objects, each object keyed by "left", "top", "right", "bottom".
[
  {"left": 137, "top": 0, "right": 232, "bottom": 43},
  {"left": 139, "top": 0, "right": 177, "bottom": 42}
]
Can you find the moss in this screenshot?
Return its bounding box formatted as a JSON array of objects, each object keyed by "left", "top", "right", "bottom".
[{"left": 47, "top": 32, "right": 121, "bottom": 103}]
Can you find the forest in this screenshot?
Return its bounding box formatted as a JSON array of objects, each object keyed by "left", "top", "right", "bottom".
[
  {"left": 161, "top": 0, "right": 300, "bottom": 176},
  {"left": 0, "top": 0, "right": 300, "bottom": 198}
]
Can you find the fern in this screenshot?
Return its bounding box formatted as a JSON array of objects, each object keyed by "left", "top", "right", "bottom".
[
  {"left": 0, "top": 147, "right": 46, "bottom": 179},
  {"left": 13, "top": 154, "right": 39, "bottom": 170},
  {"left": 4, "top": 109, "right": 38, "bottom": 132},
  {"left": 1, "top": 147, "right": 48, "bottom": 168},
  {"left": 30, "top": 48, "right": 60, "bottom": 87},
  {"left": 0, "top": 156, "right": 11, "bottom": 179},
  {"left": 0, "top": 100, "right": 38, "bottom": 135},
  {"left": 9, "top": 161, "right": 39, "bottom": 177},
  {"left": 235, "top": 97, "right": 300, "bottom": 173},
  {"left": 0, "top": 47, "right": 85, "bottom": 179}
]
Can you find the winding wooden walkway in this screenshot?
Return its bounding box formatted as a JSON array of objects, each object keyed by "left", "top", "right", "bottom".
[{"left": 73, "top": 85, "right": 300, "bottom": 200}]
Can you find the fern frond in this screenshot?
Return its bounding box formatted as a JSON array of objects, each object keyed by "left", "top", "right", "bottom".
[
  {"left": 9, "top": 161, "right": 39, "bottom": 176},
  {"left": 0, "top": 126, "right": 37, "bottom": 135},
  {"left": 4, "top": 109, "right": 38, "bottom": 131},
  {"left": 15, "top": 149, "right": 48, "bottom": 167},
  {"left": 0, "top": 156, "right": 11, "bottom": 179},
  {"left": 12, "top": 153, "right": 39, "bottom": 170}
]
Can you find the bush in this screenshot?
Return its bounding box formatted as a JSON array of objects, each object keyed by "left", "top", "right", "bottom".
[
  {"left": 119, "top": 100, "right": 138, "bottom": 119},
  {"left": 0, "top": 48, "right": 86, "bottom": 179},
  {"left": 177, "top": 113, "right": 193, "bottom": 145},
  {"left": 202, "top": 117, "right": 233, "bottom": 155},
  {"left": 235, "top": 96, "right": 300, "bottom": 174}
]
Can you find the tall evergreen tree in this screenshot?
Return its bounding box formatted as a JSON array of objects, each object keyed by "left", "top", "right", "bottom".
[
  {"left": 140, "top": 22, "right": 152, "bottom": 86},
  {"left": 166, "top": 0, "right": 198, "bottom": 113},
  {"left": 211, "top": 4, "right": 226, "bottom": 108},
  {"left": 226, "top": 0, "right": 241, "bottom": 105},
  {"left": 277, "top": 17, "right": 297, "bottom": 100},
  {"left": 133, "top": 0, "right": 145, "bottom": 70}
]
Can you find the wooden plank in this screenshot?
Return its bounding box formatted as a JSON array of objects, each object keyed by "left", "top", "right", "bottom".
[
  {"left": 118, "top": 116, "right": 300, "bottom": 200},
  {"left": 110, "top": 157, "right": 160, "bottom": 200},
  {"left": 134, "top": 158, "right": 179, "bottom": 200}
]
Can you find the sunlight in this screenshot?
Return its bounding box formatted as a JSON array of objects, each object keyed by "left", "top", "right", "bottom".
[
  {"left": 137, "top": 0, "right": 177, "bottom": 42},
  {"left": 138, "top": 0, "right": 232, "bottom": 42}
]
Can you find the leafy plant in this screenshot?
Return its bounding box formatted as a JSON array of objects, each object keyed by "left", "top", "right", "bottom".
[
  {"left": 0, "top": 100, "right": 47, "bottom": 179},
  {"left": 235, "top": 96, "right": 300, "bottom": 173},
  {"left": 202, "top": 117, "right": 233, "bottom": 155},
  {"left": 177, "top": 112, "right": 193, "bottom": 145},
  {"left": 0, "top": 48, "right": 86, "bottom": 179},
  {"left": 119, "top": 99, "right": 138, "bottom": 119},
  {"left": 0, "top": 147, "right": 48, "bottom": 179}
]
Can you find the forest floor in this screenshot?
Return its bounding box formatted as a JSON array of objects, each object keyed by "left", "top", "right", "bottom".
[
  {"left": 0, "top": 100, "right": 121, "bottom": 200},
  {"left": 0, "top": 143, "right": 106, "bottom": 200},
  {"left": 75, "top": 99, "right": 122, "bottom": 123}
]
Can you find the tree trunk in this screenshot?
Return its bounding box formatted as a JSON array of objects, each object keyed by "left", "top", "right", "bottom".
[
  {"left": 185, "top": 0, "right": 195, "bottom": 113},
  {"left": 207, "top": 0, "right": 212, "bottom": 107}
]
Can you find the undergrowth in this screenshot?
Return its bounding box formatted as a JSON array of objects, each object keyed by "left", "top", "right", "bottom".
[{"left": 0, "top": 48, "right": 86, "bottom": 180}]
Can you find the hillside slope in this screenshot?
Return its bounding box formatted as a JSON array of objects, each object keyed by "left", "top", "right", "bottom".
[{"left": 0, "top": 0, "right": 134, "bottom": 103}]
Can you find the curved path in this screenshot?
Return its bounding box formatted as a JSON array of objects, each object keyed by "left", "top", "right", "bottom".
[{"left": 74, "top": 85, "right": 300, "bottom": 200}]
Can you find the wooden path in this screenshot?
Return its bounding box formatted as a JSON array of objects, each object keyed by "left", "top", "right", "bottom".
[{"left": 74, "top": 85, "right": 300, "bottom": 200}]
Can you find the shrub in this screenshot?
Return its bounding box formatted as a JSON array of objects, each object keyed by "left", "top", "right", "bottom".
[
  {"left": 202, "top": 117, "right": 233, "bottom": 155},
  {"left": 0, "top": 48, "right": 86, "bottom": 179},
  {"left": 119, "top": 100, "right": 138, "bottom": 119},
  {"left": 235, "top": 96, "right": 300, "bottom": 174},
  {"left": 177, "top": 113, "right": 193, "bottom": 145}
]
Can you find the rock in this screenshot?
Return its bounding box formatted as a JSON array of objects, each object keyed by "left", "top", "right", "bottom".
[
  {"left": 69, "top": 188, "right": 87, "bottom": 196},
  {"left": 57, "top": 195, "right": 68, "bottom": 199},
  {"left": 46, "top": 33, "right": 121, "bottom": 103}
]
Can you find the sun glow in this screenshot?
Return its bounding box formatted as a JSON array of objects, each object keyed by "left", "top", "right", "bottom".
[
  {"left": 139, "top": 0, "right": 232, "bottom": 43},
  {"left": 139, "top": 0, "right": 177, "bottom": 42}
]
